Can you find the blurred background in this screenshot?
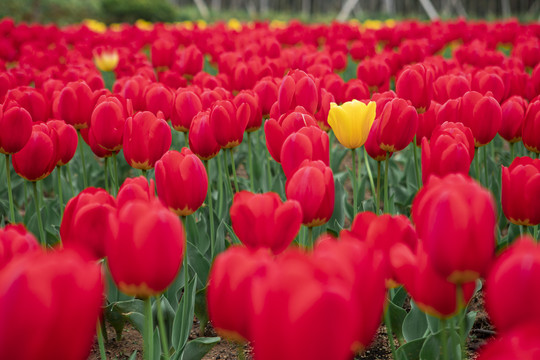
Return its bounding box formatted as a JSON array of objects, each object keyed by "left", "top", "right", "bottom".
[{"left": 0, "top": 0, "right": 539, "bottom": 25}]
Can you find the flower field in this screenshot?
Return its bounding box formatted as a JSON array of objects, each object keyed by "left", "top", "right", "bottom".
[{"left": 0, "top": 16, "right": 540, "bottom": 360}]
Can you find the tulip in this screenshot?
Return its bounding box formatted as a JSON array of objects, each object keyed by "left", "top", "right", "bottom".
[
  {"left": 499, "top": 96, "right": 527, "bottom": 145},
  {"left": 155, "top": 148, "right": 208, "bottom": 216},
  {"left": 107, "top": 199, "right": 185, "bottom": 298},
  {"left": 207, "top": 246, "right": 273, "bottom": 342},
  {"left": 390, "top": 242, "right": 476, "bottom": 318},
  {"left": 233, "top": 90, "right": 262, "bottom": 132},
  {"left": 413, "top": 174, "right": 496, "bottom": 284},
  {"left": 433, "top": 74, "right": 470, "bottom": 103},
  {"left": 459, "top": 91, "right": 502, "bottom": 147},
  {"left": 176, "top": 45, "right": 204, "bottom": 76},
  {"left": 117, "top": 176, "right": 155, "bottom": 209},
  {"left": 522, "top": 100, "right": 540, "bottom": 153},
  {"left": 230, "top": 191, "right": 302, "bottom": 254},
  {"left": 415, "top": 101, "right": 440, "bottom": 146},
  {"left": 0, "top": 224, "right": 40, "bottom": 270},
  {"left": 123, "top": 111, "right": 172, "bottom": 170},
  {"left": 47, "top": 120, "right": 78, "bottom": 166},
  {"left": 253, "top": 77, "right": 278, "bottom": 116},
  {"left": 144, "top": 83, "right": 173, "bottom": 120},
  {"left": 286, "top": 160, "right": 334, "bottom": 228},
  {"left": 421, "top": 122, "right": 475, "bottom": 183},
  {"left": 485, "top": 236, "right": 540, "bottom": 333},
  {"left": 90, "top": 94, "right": 127, "bottom": 152},
  {"left": 396, "top": 63, "right": 433, "bottom": 112},
  {"left": 377, "top": 98, "right": 418, "bottom": 153},
  {"left": 171, "top": 89, "right": 202, "bottom": 132},
  {"left": 0, "top": 105, "right": 32, "bottom": 155},
  {"left": 93, "top": 48, "right": 119, "bottom": 72},
  {"left": 357, "top": 58, "right": 390, "bottom": 93},
  {"left": 114, "top": 75, "right": 152, "bottom": 112},
  {"left": 209, "top": 100, "right": 250, "bottom": 149},
  {"left": 365, "top": 117, "right": 393, "bottom": 162},
  {"left": 477, "top": 323, "right": 540, "bottom": 360},
  {"left": 280, "top": 126, "right": 329, "bottom": 178},
  {"left": 328, "top": 100, "right": 376, "bottom": 150},
  {"left": 60, "top": 187, "right": 116, "bottom": 260},
  {"left": 501, "top": 157, "right": 540, "bottom": 226},
  {"left": 56, "top": 80, "right": 95, "bottom": 130},
  {"left": 188, "top": 110, "right": 221, "bottom": 160},
  {"left": 5, "top": 87, "right": 48, "bottom": 123},
  {"left": 0, "top": 249, "right": 104, "bottom": 360},
  {"left": 277, "top": 70, "right": 318, "bottom": 115},
  {"left": 472, "top": 69, "right": 505, "bottom": 103},
  {"left": 151, "top": 38, "right": 176, "bottom": 69},
  {"left": 79, "top": 127, "right": 115, "bottom": 158}
]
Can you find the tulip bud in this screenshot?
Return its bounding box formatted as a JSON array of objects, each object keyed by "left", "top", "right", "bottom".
[
  {"left": 117, "top": 176, "right": 155, "bottom": 209},
  {"left": 523, "top": 100, "right": 540, "bottom": 153},
  {"left": 280, "top": 126, "right": 329, "bottom": 178},
  {"left": 396, "top": 63, "right": 433, "bottom": 112},
  {"left": 0, "top": 105, "right": 32, "bottom": 155},
  {"left": 5, "top": 86, "right": 48, "bottom": 123},
  {"left": 155, "top": 148, "right": 208, "bottom": 216},
  {"left": 377, "top": 98, "right": 418, "bottom": 153},
  {"left": 433, "top": 74, "right": 470, "bottom": 103},
  {"left": 210, "top": 100, "right": 249, "bottom": 149},
  {"left": 90, "top": 94, "right": 127, "bottom": 152},
  {"left": 460, "top": 91, "right": 502, "bottom": 147},
  {"left": 0, "top": 224, "right": 40, "bottom": 270},
  {"left": 56, "top": 80, "right": 95, "bottom": 130},
  {"left": 499, "top": 96, "right": 527, "bottom": 143},
  {"left": 356, "top": 58, "right": 390, "bottom": 92},
  {"left": 144, "top": 83, "right": 173, "bottom": 120},
  {"left": 47, "top": 120, "right": 78, "bottom": 166},
  {"left": 151, "top": 38, "right": 176, "bottom": 69},
  {"left": 278, "top": 70, "right": 318, "bottom": 115},
  {"left": 189, "top": 110, "right": 221, "bottom": 160},
  {"left": 171, "top": 90, "right": 202, "bottom": 132},
  {"left": 233, "top": 90, "right": 262, "bottom": 132},
  {"left": 328, "top": 100, "right": 376, "bottom": 150},
  {"left": 253, "top": 77, "right": 279, "bottom": 116},
  {"left": 415, "top": 101, "right": 440, "bottom": 146}
]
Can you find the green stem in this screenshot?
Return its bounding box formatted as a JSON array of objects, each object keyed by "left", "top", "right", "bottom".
[
  {"left": 97, "top": 320, "right": 107, "bottom": 360},
  {"left": 456, "top": 284, "right": 466, "bottom": 360},
  {"left": 483, "top": 146, "right": 489, "bottom": 189},
  {"left": 142, "top": 169, "right": 147, "bottom": 177},
  {"left": 248, "top": 132, "right": 255, "bottom": 192},
  {"left": 66, "top": 163, "right": 75, "bottom": 197},
  {"left": 180, "top": 216, "right": 190, "bottom": 356},
  {"left": 57, "top": 166, "right": 64, "bottom": 218},
  {"left": 5, "top": 154, "right": 15, "bottom": 223},
  {"left": 156, "top": 296, "right": 170, "bottom": 360},
  {"left": 307, "top": 226, "right": 313, "bottom": 249},
  {"left": 228, "top": 148, "right": 239, "bottom": 193},
  {"left": 217, "top": 153, "right": 224, "bottom": 217},
  {"left": 183, "top": 132, "right": 189, "bottom": 148},
  {"left": 384, "top": 152, "right": 390, "bottom": 214},
  {"left": 363, "top": 148, "right": 376, "bottom": 205},
  {"left": 237, "top": 344, "right": 246, "bottom": 360},
  {"left": 376, "top": 161, "right": 381, "bottom": 214},
  {"left": 78, "top": 131, "right": 88, "bottom": 188},
  {"left": 265, "top": 149, "right": 272, "bottom": 192},
  {"left": 510, "top": 142, "right": 515, "bottom": 161},
  {"left": 384, "top": 307, "right": 398, "bottom": 360},
  {"left": 441, "top": 318, "right": 449, "bottom": 360},
  {"left": 32, "top": 181, "right": 46, "bottom": 246},
  {"left": 222, "top": 151, "right": 234, "bottom": 199},
  {"left": 351, "top": 148, "right": 358, "bottom": 216},
  {"left": 412, "top": 139, "right": 421, "bottom": 189},
  {"left": 23, "top": 181, "right": 28, "bottom": 212},
  {"left": 112, "top": 153, "right": 119, "bottom": 196},
  {"left": 144, "top": 297, "right": 154, "bottom": 360},
  {"left": 104, "top": 157, "right": 110, "bottom": 193},
  {"left": 204, "top": 160, "right": 215, "bottom": 260},
  {"left": 474, "top": 148, "right": 480, "bottom": 184}
]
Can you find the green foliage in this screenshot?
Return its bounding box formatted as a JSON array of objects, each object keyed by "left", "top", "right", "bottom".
[
  {"left": 0, "top": 0, "right": 100, "bottom": 25},
  {"left": 100, "top": 0, "right": 179, "bottom": 23}
]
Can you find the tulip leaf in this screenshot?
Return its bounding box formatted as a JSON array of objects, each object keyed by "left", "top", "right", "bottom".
[
  {"left": 181, "top": 337, "right": 221, "bottom": 360},
  {"left": 104, "top": 303, "right": 126, "bottom": 341},
  {"left": 326, "top": 176, "right": 346, "bottom": 233},
  {"left": 391, "top": 286, "right": 408, "bottom": 307},
  {"left": 172, "top": 274, "right": 198, "bottom": 355},
  {"left": 396, "top": 337, "right": 426, "bottom": 360},
  {"left": 215, "top": 220, "right": 227, "bottom": 255},
  {"left": 154, "top": 327, "right": 161, "bottom": 360},
  {"left": 419, "top": 329, "right": 461, "bottom": 360},
  {"left": 166, "top": 268, "right": 186, "bottom": 306},
  {"left": 125, "top": 312, "right": 145, "bottom": 334},
  {"left": 194, "top": 287, "right": 209, "bottom": 337},
  {"left": 152, "top": 296, "right": 176, "bottom": 344},
  {"left": 388, "top": 300, "right": 407, "bottom": 342},
  {"left": 403, "top": 301, "right": 429, "bottom": 342},
  {"left": 187, "top": 240, "right": 211, "bottom": 287},
  {"left": 128, "top": 350, "right": 138, "bottom": 360}
]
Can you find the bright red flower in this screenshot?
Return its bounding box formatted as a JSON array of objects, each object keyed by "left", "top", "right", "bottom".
[
  {"left": 522, "top": 100, "right": 540, "bottom": 153},
  {"left": 278, "top": 70, "right": 318, "bottom": 115},
  {"left": 280, "top": 126, "right": 329, "bottom": 178},
  {"left": 499, "top": 95, "right": 527, "bottom": 143},
  {"left": 209, "top": 100, "right": 249, "bottom": 149},
  {"left": 47, "top": 120, "right": 77, "bottom": 166},
  {"left": 415, "top": 101, "right": 440, "bottom": 146},
  {"left": 151, "top": 38, "right": 176, "bottom": 69},
  {"left": 396, "top": 63, "right": 433, "bottom": 112},
  {"left": 459, "top": 91, "right": 502, "bottom": 147},
  {"left": 377, "top": 98, "right": 418, "bottom": 153},
  {"left": 433, "top": 74, "right": 470, "bottom": 103},
  {"left": 233, "top": 90, "right": 262, "bottom": 132},
  {"left": 56, "top": 80, "right": 95, "bottom": 130},
  {"left": 0, "top": 105, "right": 32, "bottom": 155},
  {"left": 5, "top": 86, "right": 48, "bottom": 123},
  {"left": 117, "top": 176, "right": 155, "bottom": 209},
  {"left": 0, "top": 224, "right": 40, "bottom": 270},
  {"left": 357, "top": 58, "right": 390, "bottom": 92},
  {"left": 188, "top": 110, "right": 221, "bottom": 160},
  {"left": 171, "top": 89, "right": 202, "bottom": 132},
  {"left": 90, "top": 94, "right": 128, "bottom": 152},
  {"left": 478, "top": 323, "right": 540, "bottom": 360},
  {"left": 144, "top": 82, "right": 173, "bottom": 120}
]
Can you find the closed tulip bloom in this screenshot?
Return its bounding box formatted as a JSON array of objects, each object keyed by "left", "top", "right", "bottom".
[
  {"left": 485, "top": 236, "right": 540, "bottom": 333},
  {"left": 365, "top": 117, "right": 393, "bottom": 162},
  {"left": 286, "top": 160, "right": 334, "bottom": 227},
  {"left": 413, "top": 174, "right": 496, "bottom": 284},
  {"left": 357, "top": 57, "right": 391, "bottom": 92},
  {"left": 253, "top": 77, "right": 278, "bottom": 116},
  {"left": 47, "top": 120, "right": 77, "bottom": 166},
  {"left": 60, "top": 187, "right": 116, "bottom": 260},
  {"left": 56, "top": 80, "right": 95, "bottom": 129},
  {"left": 12, "top": 123, "right": 58, "bottom": 181},
  {"left": 396, "top": 63, "right": 434, "bottom": 112},
  {"left": 0, "top": 224, "right": 40, "bottom": 270},
  {"left": 499, "top": 96, "right": 527, "bottom": 143},
  {"left": 390, "top": 242, "right": 476, "bottom": 318},
  {"left": 421, "top": 122, "right": 475, "bottom": 183},
  {"left": 80, "top": 127, "right": 115, "bottom": 158},
  {"left": 207, "top": 246, "right": 273, "bottom": 342},
  {"left": 171, "top": 90, "right": 202, "bottom": 132},
  {"left": 93, "top": 48, "right": 119, "bottom": 72},
  {"left": 461, "top": 91, "right": 502, "bottom": 147},
  {"left": 123, "top": 111, "right": 172, "bottom": 170},
  {"left": 478, "top": 323, "right": 540, "bottom": 360},
  {"left": 0, "top": 105, "right": 32, "bottom": 154},
  {"left": 114, "top": 75, "right": 152, "bottom": 112},
  {"left": 107, "top": 199, "right": 185, "bottom": 298},
  {"left": 189, "top": 110, "right": 221, "bottom": 160},
  {"left": 501, "top": 157, "right": 540, "bottom": 226},
  {"left": 117, "top": 176, "right": 155, "bottom": 209},
  {"left": 415, "top": 101, "right": 440, "bottom": 146},
  {"left": 5, "top": 87, "right": 48, "bottom": 123},
  {"left": 210, "top": 100, "right": 250, "bottom": 149},
  {"left": 151, "top": 38, "right": 176, "bottom": 69},
  {"left": 278, "top": 70, "right": 318, "bottom": 115},
  {"left": 233, "top": 90, "right": 262, "bottom": 132},
  {"left": 377, "top": 98, "right": 418, "bottom": 153},
  {"left": 155, "top": 148, "right": 208, "bottom": 216},
  {"left": 0, "top": 249, "right": 104, "bottom": 360},
  {"left": 328, "top": 100, "right": 376, "bottom": 149},
  {"left": 176, "top": 44, "right": 204, "bottom": 76},
  {"left": 280, "top": 126, "right": 329, "bottom": 178},
  {"left": 144, "top": 83, "right": 173, "bottom": 120},
  {"left": 230, "top": 191, "right": 302, "bottom": 254},
  {"left": 90, "top": 95, "right": 126, "bottom": 152},
  {"left": 433, "top": 74, "right": 470, "bottom": 103},
  {"left": 522, "top": 100, "right": 540, "bottom": 153},
  {"left": 472, "top": 70, "right": 505, "bottom": 103}
]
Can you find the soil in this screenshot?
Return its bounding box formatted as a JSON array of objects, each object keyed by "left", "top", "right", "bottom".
[{"left": 89, "top": 291, "right": 494, "bottom": 360}]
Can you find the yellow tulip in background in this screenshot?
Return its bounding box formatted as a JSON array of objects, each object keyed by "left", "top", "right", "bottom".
[
  {"left": 327, "top": 100, "right": 377, "bottom": 216},
  {"left": 93, "top": 49, "right": 119, "bottom": 72}
]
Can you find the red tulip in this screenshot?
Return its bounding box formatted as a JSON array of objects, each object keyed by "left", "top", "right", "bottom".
[
  {"left": 253, "top": 77, "right": 279, "bottom": 116},
  {"left": 286, "top": 160, "right": 334, "bottom": 227},
  {"left": 0, "top": 223, "right": 39, "bottom": 270},
  {"left": 396, "top": 63, "right": 433, "bottom": 112},
  {"left": 176, "top": 45, "right": 203, "bottom": 76},
  {"left": 472, "top": 69, "right": 505, "bottom": 103},
  {"left": 171, "top": 89, "right": 202, "bottom": 132},
  {"left": 233, "top": 90, "right": 262, "bottom": 132},
  {"left": 485, "top": 236, "right": 540, "bottom": 333},
  {"left": 123, "top": 111, "right": 172, "bottom": 170},
  {"left": 117, "top": 176, "right": 155, "bottom": 209},
  {"left": 0, "top": 105, "right": 32, "bottom": 155},
  {"left": 421, "top": 122, "right": 475, "bottom": 183},
  {"left": 79, "top": 127, "right": 115, "bottom": 158},
  {"left": 144, "top": 82, "right": 173, "bottom": 120},
  {"left": 343, "top": 79, "right": 370, "bottom": 103},
  {"left": 56, "top": 80, "right": 95, "bottom": 130},
  {"left": 12, "top": 123, "right": 58, "bottom": 181},
  {"left": 433, "top": 74, "right": 470, "bottom": 103},
  {"left": 47, "top": 120, "right": 77, "bottom": 166},
  {"left": 377, "top": 98, "right": 418, "bottom": 153},
  {"left": 390, "top": 242, "right": 476, "bottom": 318},
  {"left": 188, "top": 110, "right": 221, "bottom": 160},
  {"left": 415, "top": 101, "right": 440, "bottom": 146},
  {"left": 151, "top": 38, "right": 176, "bottom": 69},
  {"left": 207, "top": 246, "right": 273, "bottom": 342},
  {"left": 357, "top": 58, "right": 390, "bottom": 92},
  {"left": 501, "top": 157, "right": 540, "bottom": 226},
  {"left": 499, "top": 96, "right": 527, "bottom": 143},
  {"left": 522, "top": 100, "right": 540, "bottom": 153},
  {"left": 460, "top": 91, "right": 502, "bottom": 147},
  {"left": 280, "top": 125, "right": 329, "bottom": 178},
  {"left": 209, "top": 100, "right": 249, "bottom": 149},
  {"left": 155, "top": 148, "right": 208, "bottom": 216},
  {"left": 107, "top": 199, "right": 185, "bottom": 298},
  {"left": 60, "top": 187, "right": 116, "bottom": 260},
  {"left": 90, "top": 94, "right": 127, "bottom": 152},
  {"left": 478, "top": 322, "right": 540, "bottom": 360},
  {"left": 365, "top": 117, "right": 393, "bottom": 162},
  {"left": 278, "top": 70, "right": 318, "bottom": 115},
  {"left": 5, "top": 86, "right": 48, "bottom": 123},
  {"left": 0, "top": 249, "right": 104, "bottom": 360},
  {"left": 114, "top": 75, "right": 152, "bottom": 112},
  {"left": 230, "top": 191, "right": 302, "bottom": 254},
  {"left": 413, "top": 174, "right": 496, "bottom": 284}
]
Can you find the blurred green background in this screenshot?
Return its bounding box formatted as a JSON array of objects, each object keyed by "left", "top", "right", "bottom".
[{"left": 0, "top": 0, "right": 538, "bottom": 25}]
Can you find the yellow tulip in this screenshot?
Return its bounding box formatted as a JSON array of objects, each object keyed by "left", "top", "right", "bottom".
[
  {"left": 93, "top": 49, "right": 119, "bottom": 72},
  {"left": 328, "top": 100, "right": 376, "bottom": 149}
]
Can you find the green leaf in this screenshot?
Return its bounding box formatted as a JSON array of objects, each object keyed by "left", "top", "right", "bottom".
[
  {"left": 396, "top": 337, "right": 426, "bottom": 360},
  {"left": 403, "top": 301, "right": 429, "bottom": 342},
  {"left": 181, "top": 337, "right": 221, "bottom": 360},
  {"left": 387, "top": 301, "right": 407, "bottom": 342},
  {"left": 187, "top": 240, "right": 211, "bottom": 288},
  {"left": 126, "top": 312, "right": 145, "bottom": 334},
  {"left": 194, "top": 287, "right": 209, "bottom": 336},
  {"left": 426, "top": 313, "right": 442, "bottom": 333},
  {"left": 154, "top": 327, "right": 161, "bottom": 360},
  {"left": 128, "top": 350, "right": 138, "bottom": 360},
  {"left": 172, "top": 274, "right": 198, "bottom": 354},
  {"left": 327, "top": 176, "right": 346, "bottom": 233},
  {"left": 419, "top": 329, "right": 461, "bottom": 360},
  {"left": 391, "top": 286, "right": 408, "bottom": 307},
  {"left": 215, "top": 220, "right": 227, "bottom": 255}
]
